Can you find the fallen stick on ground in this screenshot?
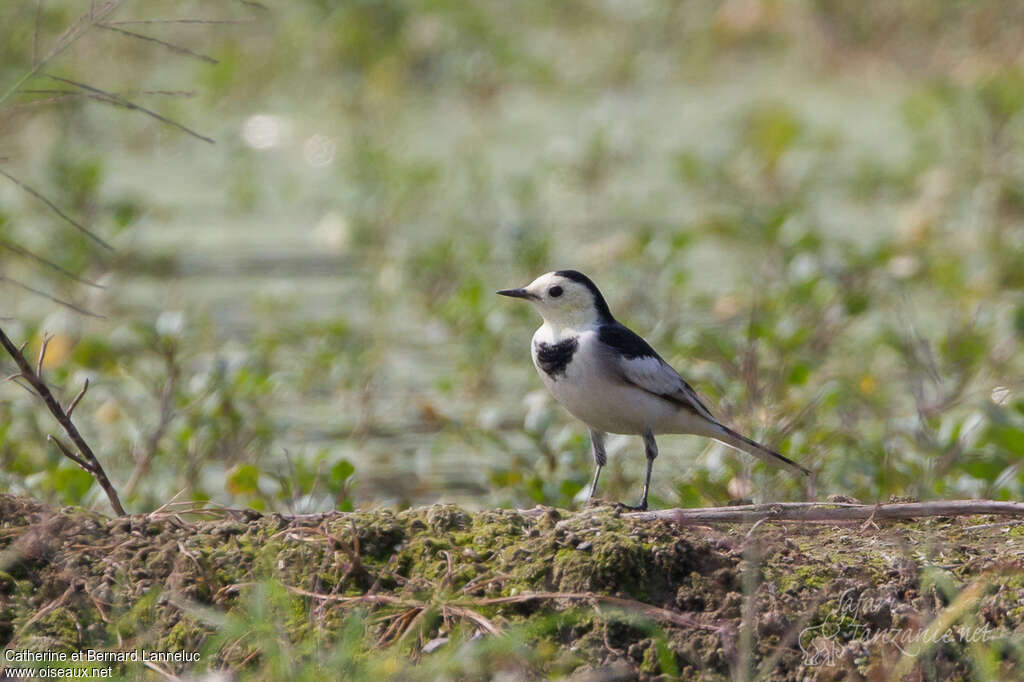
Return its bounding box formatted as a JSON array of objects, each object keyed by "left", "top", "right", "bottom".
[{"left": 620, "top": 500, "right": 1024, "bottom": 523}]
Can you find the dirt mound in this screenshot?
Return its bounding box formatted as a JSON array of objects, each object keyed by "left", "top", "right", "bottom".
[{"left": 1, "top": 494, "right": 1022, "bottom": 679}]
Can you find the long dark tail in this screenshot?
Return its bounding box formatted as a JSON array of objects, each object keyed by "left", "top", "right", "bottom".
[{"left": 708, "top": 423, "right": 811, "bottom": 476}]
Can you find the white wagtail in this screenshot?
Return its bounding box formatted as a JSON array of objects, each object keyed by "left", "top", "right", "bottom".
[{"left": 498, "top": 270, "right": 811, "bottom": 510}]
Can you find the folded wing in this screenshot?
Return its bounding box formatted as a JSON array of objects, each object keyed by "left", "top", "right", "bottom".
[
  {"left": 596, "top": 322, "right": 811, "bottom": 476},
  {"left": 597, "top": 323, "right": 717, "bottom": 422}
]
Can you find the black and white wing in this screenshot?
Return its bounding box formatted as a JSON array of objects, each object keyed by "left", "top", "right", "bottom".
[
  {"left": 596, "top": 322, "right": 812, "bottom": 476},
  {"left": 596, "top": 322, "right": 717, "bottom": 422}
]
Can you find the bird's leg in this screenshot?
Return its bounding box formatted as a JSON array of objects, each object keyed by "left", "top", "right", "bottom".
[
  {"left": 587, "top": 428, "right": 607, "bottom": 504},
  {"left": 637, "top": 428, "right": 659, "bottom": 511}
]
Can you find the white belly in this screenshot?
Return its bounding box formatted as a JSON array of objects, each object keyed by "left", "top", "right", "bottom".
[{"left": 532, "top": 329, "right": 691, "bottom": 435}]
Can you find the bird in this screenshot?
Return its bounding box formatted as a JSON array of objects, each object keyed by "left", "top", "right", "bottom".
[{"left": 497, "top": 269, "right": 811, "bottom": 511}]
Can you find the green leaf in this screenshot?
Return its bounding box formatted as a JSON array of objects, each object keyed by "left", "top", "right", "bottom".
[
  {"left": 227, "top": 464, "right": 261, "bottom": 495},
  {"left": 743, "top": 102, "right": 803, "bottom": 166},
  {"left": 787, "top": 363, "right": 811, "bottom": 386},
  {"left": 331, "top": 459, "right": 356, "bottom": 485},
  {"left": 53, "top": 467, "right": 94, "bottom": 504},
  {"left": 985, "top": 424, "right": 1024, "bottom": 456},
  {"left": 525, "top": 475, "right": 545, "bottom": 504},
  {"left": 559, "top": 479, "right": 583, "bottom": 502}
]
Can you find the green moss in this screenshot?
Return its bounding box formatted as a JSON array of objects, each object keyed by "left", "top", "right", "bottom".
[
  {"left": 1, "top": 494, "right": 1022, "bottom": 679},
  {"left": 27, "top": 608, "right": 80, "bottom": 649}
]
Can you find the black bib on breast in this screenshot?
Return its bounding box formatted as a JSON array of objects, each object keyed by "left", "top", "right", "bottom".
[{"left": 535, "top": 337, "right": 578, "bottom": 379}]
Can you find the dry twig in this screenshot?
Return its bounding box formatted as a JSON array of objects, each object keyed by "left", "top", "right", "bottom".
[
  {"left": 0, "top": 168, "right": 112, "bottom": 251},
  {"left": 0, "top": 326, "right": 125, "bottom": 515},
  {"left": 97, "top": 23, "right": 219, "bottom": 64},
  {"left": 46, "top": 74, "right": 214, "bottom": 144},
  {"left": 621, "top": 500, "right": 1024, "bottom": 524}
]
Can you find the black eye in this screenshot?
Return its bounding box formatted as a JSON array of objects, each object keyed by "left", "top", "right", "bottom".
[{"left": 549, "top": 285, "right": 563, "bottom": 298}]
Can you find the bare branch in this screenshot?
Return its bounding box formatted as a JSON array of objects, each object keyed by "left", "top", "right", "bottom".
[
  {"left": 0, "top": 239, "right": 106, "bottom": 288},
  {"left": 36, "top": 333, "right": 52, "bottom": 376},
  {"left": 10, "top": 377, "right": 37, "bottom": 397},
  {"left": 97, "top": 23, "right": 219, "bottom": 64},
  {"left": 48, "top": 434, "right": 94, "bottom": 472},
  {"left": 0, "top": 326, "right": 125, "bottom": 516},
  {"left": 67, "top": 377, "right": 89, "bottom": 417},
  {"left": 616, "top": 500, "right": 1024, "bottom": 524},
  {"left": 0, "top": 275, "right": 103, "bottom": 318},
  {"left": 0, "top": 168, "right": 113, "bottom": 251},
  {"left": 46, "top": 75, "right": 214, "bottom": 144}
]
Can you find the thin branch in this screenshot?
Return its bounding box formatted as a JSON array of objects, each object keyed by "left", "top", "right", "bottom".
[
  {"left": 9, "top": 376, "right": 37, "bottom": 397},
  {"left": 48, "top": 434, "right": 94, "bottom": 472},
  {"left": 0, "top": 168, "right": 113, "bottom": 251},
  {"left": 97, "top": 23, "right": 218, "bottom": 64},
  {"left": 0, "top": 239, "right": 106, "bottom": 288},
  {"left": 0, "top": 275, "right": 103, "bottom": 318},
  {"left": 66, "top": 377, "right": 89, "bottom": 417},
  {"left": 36, "top": 333, "right": 52, "bottom": 377},
  {"left": 106, "top": 18, "right": 252, "bottom": 25},
  {"left": 8, "top": 89, "right": 195, "bottom": 111},
  {"left": 282, "top": 586, "right": 409, "bottom": 607},
  {"left": 621, "top": 500, "right": 1024, "bottom": 524},
  {"left": 46, "top": 75, "right": 214, "bottom": 144},
  {"left": 441, "top": 605, "right": 502, "bottom": 636},
  {"left": 19, "top": 88, "right": 196, "bottom": 97},
  {"left": 0, "top": 326, "right": 125, "bottom": 516}
]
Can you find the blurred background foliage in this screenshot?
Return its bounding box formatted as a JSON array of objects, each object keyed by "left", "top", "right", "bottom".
[{"left": 0, "top": 0, "right": 1022, "bottom": 515}]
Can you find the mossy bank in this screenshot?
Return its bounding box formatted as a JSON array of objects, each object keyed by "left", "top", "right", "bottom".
[{"left": 1, "top": 494, "right": 1022, "bottom": 680}]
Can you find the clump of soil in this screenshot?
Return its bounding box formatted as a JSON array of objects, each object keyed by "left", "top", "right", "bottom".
[{"left": 1, "top": 494, "right": 1022, "bottom": 679}]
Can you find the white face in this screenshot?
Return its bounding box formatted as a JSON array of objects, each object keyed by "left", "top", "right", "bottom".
[{"left": 503, "top": 272, "right": 602, "bottom": 330}]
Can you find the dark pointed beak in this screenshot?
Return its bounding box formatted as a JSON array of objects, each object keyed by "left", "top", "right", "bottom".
[{"left": 496, "top": 288, "right": 536, "bottom": 300}]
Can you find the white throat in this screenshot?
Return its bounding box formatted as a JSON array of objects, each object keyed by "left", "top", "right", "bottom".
[{"left": 535, "top": 307, "right": 602, "bottom": 339}]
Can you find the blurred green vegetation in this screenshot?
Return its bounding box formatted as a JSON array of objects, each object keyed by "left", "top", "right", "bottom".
[{"left": 0, "top": 0, "right": 1022, "bottom": 517}]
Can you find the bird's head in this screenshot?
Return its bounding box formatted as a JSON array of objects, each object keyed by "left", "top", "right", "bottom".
[{"left": 497, "top": 270, "right": 614, "bottom": 331}]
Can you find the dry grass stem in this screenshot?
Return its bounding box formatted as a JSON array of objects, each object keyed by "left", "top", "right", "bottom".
[
  {"left": 46, "top": 75, "right": 214, "bottom": 144},
  {"left": 0, "top": 168, "right": 113, "bottom": 251},
  {"left": 97, "top": 23, "right": 219, "bottom": 64}
]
